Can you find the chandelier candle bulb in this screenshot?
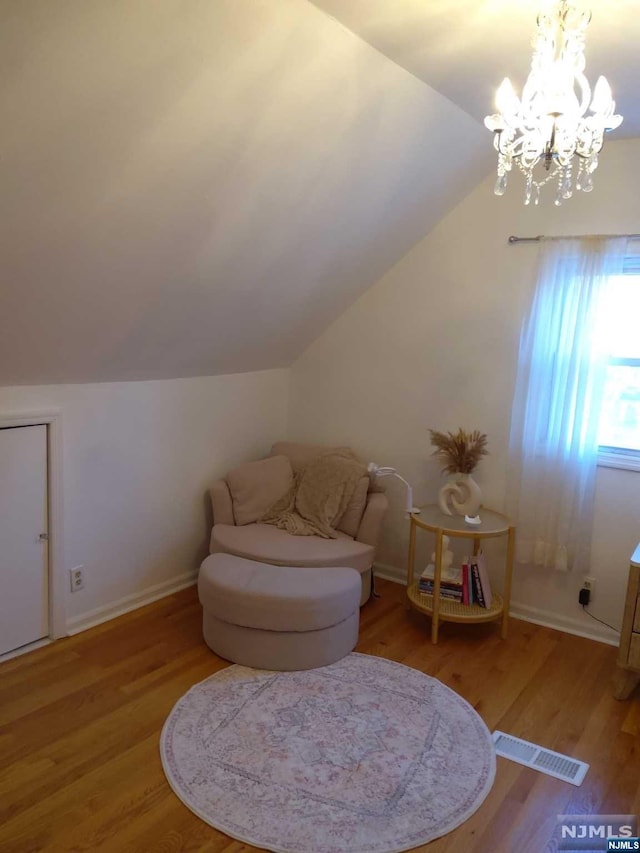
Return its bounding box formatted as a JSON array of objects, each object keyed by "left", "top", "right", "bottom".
[
  {"left": 495, "top": 78, "right": 518, "bottom": 119},
  {"left": 484, "top": 1, "right": 622, "bottom": 204},
  {"left": 591, "top": 77, "right": 612, "bottom": 113}
]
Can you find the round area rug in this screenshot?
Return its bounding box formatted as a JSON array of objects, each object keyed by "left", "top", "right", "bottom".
[{"left": 160, "top": 653, "right": 495, "bottom": 853}]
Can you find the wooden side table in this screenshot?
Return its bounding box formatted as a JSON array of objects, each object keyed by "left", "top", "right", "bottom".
[
  {"left": 407, "top": 505, "right": 515, "bottom": 644},
  {"left": 613, "top": 542, "right": 640, "bottom": 700}
]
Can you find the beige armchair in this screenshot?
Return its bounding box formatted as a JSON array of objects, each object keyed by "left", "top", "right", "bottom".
[{"left": 208, "top": 442, "right": 388, "bottom": 605}]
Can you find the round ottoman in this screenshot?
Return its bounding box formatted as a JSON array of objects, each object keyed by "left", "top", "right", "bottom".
[{"left": 198, "top": 554, "right": 361, "bottom": 671}]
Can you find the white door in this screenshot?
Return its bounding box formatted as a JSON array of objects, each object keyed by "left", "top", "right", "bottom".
[{"left": 0, "top": 425, "right": 48, "bottom": 655}]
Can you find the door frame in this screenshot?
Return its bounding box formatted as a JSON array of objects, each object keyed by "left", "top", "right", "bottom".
[{"left": 0, "top": 410, "right": 65, "bottom": 639}]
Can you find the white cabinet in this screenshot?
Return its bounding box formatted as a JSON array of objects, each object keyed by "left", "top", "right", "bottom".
[{"left": 613, "top": 543, "right": 640, "bottom": 700}]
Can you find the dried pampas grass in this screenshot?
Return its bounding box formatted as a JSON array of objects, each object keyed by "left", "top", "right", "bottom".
[{"left": 429, "top": 428, "right": 488, "bottom": 475}]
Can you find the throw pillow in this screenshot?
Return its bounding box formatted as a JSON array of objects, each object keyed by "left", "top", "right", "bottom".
[{"left": 227, "top": 455, "right": 293, "bottom": 526}]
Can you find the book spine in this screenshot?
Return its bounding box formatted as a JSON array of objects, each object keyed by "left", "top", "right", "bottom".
[
  {"left": 471, "top": 562, "right": 486, "bottom": 607},
  {"left": 461, "top": 559, "right": 469, "bottom": 605},
  {"left": 476, "top": 553, "right": 493, "bottom": 608}
]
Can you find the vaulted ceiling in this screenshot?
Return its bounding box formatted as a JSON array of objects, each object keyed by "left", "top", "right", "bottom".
[
  {"left": 0, "top": 0, "right": 492, "bottom": 385},
  {"left": 5, "top": 1, "right": 633, "bottom": 386}
]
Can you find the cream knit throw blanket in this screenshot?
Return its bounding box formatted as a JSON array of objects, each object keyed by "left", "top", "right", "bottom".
[{"left": 262, "top": 449, "right": 367, "bottom": 539}]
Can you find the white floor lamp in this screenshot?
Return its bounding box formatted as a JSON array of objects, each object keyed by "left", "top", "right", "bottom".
[{"left": 367, "top": 463, "right": 421, "bottom": 514}]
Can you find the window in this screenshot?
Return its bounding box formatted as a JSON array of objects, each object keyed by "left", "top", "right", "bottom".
[{"left": 597, "top": 259, "right": 640, "bottom": 469}]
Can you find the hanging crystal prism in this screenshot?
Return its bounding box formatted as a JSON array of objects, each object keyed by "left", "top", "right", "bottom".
[
  {"left": 524, "top": 177, "right": 533, "bottom": 205},
  {"left": 494, "top": 172, "right": 508, "bottom": 196}
]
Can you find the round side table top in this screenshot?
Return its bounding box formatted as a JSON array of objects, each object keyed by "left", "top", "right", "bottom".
[{"left": 410, "top": 505, "right": 511, "bottom": 536}]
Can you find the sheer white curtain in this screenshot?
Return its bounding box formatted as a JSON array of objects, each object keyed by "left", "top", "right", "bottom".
[{"left": 506, "top": 237, "right": 627, "bottom": 572}]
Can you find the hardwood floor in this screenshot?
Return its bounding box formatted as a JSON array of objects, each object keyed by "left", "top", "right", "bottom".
[{"left": 1, "top": 579, "right": 638, "bottom": 853}]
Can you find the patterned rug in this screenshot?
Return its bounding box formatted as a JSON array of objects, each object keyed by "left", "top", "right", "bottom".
[{"left": 160, "top": 653, "right": 495, "bottom": 853}]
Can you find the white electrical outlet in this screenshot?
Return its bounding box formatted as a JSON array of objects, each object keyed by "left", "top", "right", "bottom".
[
  {"left": 69, "top": 566, "right": 84, "bottom": 592},
  {"left": 583, "top": 576, "right": 596, "bottom": 596}
]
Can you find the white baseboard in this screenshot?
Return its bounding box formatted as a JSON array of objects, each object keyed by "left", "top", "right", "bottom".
[
  {"left": 0, "top": 637, "right": 52, "bottom": 664},
  {"left": 373, "top": 562, "right": 620, "bottom": 647},
  {"left": 66, "top": 570, "right": 198, "bottom": 636},
  {"left": 508, "top": 602, "right": 619, "bottom": 647},
  {"left": 373, "top": 561, "right": 406, "bottom": 585}
]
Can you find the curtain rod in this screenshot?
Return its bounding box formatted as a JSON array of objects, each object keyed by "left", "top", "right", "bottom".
[{"left": 508, "top": 233, "right": 640, "bottom": 244}]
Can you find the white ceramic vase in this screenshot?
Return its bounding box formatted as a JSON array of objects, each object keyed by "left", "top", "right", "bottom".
[{"left": 438, "top": 472, "right": 482, "bottom": 517}]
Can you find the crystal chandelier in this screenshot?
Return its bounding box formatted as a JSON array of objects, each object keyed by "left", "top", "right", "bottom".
[{"left": 484, "top": 1, "right": 622, "bottom": 206}]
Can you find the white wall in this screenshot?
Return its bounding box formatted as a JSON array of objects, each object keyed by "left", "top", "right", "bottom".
[
  {"left": 289, "top": 138, "right": 640, "bottom": 644},
  {"left": 0, "top": 369, "right": 289, "bottom": 631}
]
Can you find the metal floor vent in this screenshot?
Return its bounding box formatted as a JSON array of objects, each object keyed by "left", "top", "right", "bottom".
[{"left": 492, "top": 731, "right": 589, "bottom": 786}]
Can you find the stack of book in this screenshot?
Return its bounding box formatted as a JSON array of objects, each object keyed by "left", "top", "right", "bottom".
[
  {"left": 418, "top": 553, "right": 493, "bottom": 607},
  {"left": 418, "top": 564, "right": 463, "bottom": 601}
]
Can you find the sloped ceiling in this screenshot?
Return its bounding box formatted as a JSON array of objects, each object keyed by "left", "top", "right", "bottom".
[
  {"left": 311, "top": 0, "right": 640, "bottom": 136},
  {"left": 0, "top": 0, "right": 490, "bottom": 386}
]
